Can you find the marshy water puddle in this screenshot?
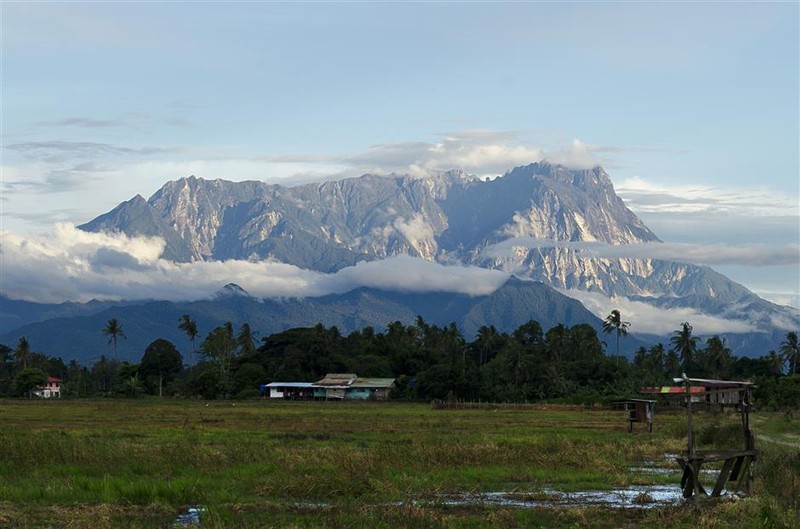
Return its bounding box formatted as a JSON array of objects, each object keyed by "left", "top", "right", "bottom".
[
  {"left": 176, "top": 460, "right": 693, "bottom": 525},
  {"left": 423, "top": 484, "right": 683, "bottom": 509},
  {"left": 292, "top": 484, "right": 687, "bottom": 512},
  {"left": 174, "top": 506, "right": 204, "bottom": 527}
]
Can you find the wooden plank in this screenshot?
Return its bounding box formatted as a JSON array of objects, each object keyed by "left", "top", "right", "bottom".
[
  {"left": 693, "top": 462, "right": 707, "bottom": 497},
  {"left": 682, "top": 466, "right": 695, "bottom": 498},
  {"left": 729, "top": 455, "right": 745, "bottom": 481},
  {"left": 711, "top": 457, "right": 736, "bottom": 496},
  {"left": 734, "top": 457, "right": 752, "bottom": 494}
]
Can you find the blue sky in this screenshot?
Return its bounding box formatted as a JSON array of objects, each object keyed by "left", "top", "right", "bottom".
[{"left": 1, "top": 1, "right": 798, "bottom": 308}]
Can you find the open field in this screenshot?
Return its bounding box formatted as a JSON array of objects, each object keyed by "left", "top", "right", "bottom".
[{"left": 0, "top": 399, "right": 797, "bottom": 528}]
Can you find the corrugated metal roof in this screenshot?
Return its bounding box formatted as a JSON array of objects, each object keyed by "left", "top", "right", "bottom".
[
  {"left": 351, "top": 378, "right": 396, "bottom": 389},
  {"left": 265, "top": 382, "right": 313, "bottom": 388},
  {"left": 639, "top": 386, "right": 706, "bottom": 394},
  {"left": 672, "top": 377, "right": 755, "bottom": 388},
  {"left": 315, "top": 373, "right": 357, "bottom": 386}
]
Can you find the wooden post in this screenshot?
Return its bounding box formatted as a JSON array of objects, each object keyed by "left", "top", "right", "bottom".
[{"left": 684, "top": 376, "right": 694, "bottom": 459}]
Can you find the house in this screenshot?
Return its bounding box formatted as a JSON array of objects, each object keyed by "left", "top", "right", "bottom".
[
  {"left": 640, "top": 384, "right": 707, "bottom": 405},
  {"left": 33, "top": 377, "right": 62, "bottom": 398},
  {"left": 261, "top": 382, "right": 314, "bottom": 400},
  {"left": 263, "top": 373, "right": 396, "bottom": 401},
  {"left": 615, "top": 399, "right": 656, "bottom": 432},
  {"left": 640, "top": 377, "right": 755, "bottom": 408},
  {"left": 314, "top": 373, "right": 357, "bottom": 400},
  {"left": 349, "top": 378, "right": 396, "bottom": 401}
]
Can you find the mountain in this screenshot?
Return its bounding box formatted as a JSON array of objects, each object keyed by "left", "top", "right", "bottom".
[
  {"left": 0, "top": 278, "right": 620, "bottom": 365},
  {"left": 0, "top": 296, "right": 128, "bottom": 335},
  {"left": 78, "top": 164, "right": 661, "bottom": 272},
  {"left": 77, "top": 163, "right": 797, "bottom": 337}
]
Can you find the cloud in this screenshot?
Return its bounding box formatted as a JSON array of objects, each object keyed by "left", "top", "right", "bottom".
[
  {"left": 36, "top": 118, "right": 126, "bottom": 128},
  {"left": 562, "top": 289, "right": 757, "bottom": 336},
  {"left": 0, "top": 224, "right": 508, "bottom": 304},
  {"left": 259, "top": 131, "right": 674, "bottom": 181},
  {"left": 616, "top": 176, "right": 799, "bottom": 217},
  {"left": 393, "top": 214, "right": 435, "bottom": 253},
  {"left": 2, "top": 224, "right": 790, "bottom": 335},
  {"left": 5, "top": 141, "right": 185, "bottom": 163},
  {"left": 35, "top": 114, "right": 195, "bottom": 131},
  {"left": 480, "top": 238, "right": 799, "bottom": 267}
]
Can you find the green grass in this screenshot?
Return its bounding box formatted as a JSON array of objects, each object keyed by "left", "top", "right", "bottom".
[{"left": 0, "top": 399, "right": 797, "bottom": 528}]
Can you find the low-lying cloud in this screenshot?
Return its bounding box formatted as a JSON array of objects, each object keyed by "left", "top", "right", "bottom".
[
  {"left": 0, "top": 224, "right": 508, "bottom": 304},
  {"left": 481, "top": 238, "right": 799, "bottom": 267},
  {"left": 562, "top": 289, "right": 757, "bottom": 336}
]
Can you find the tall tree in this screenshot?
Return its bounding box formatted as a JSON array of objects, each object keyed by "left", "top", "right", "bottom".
[
  {"left": 472, "top": 325, "right": 506, "bottom": 367},
  {"left": 766, "top": 350, "right": 784, "bottom": 377},
  {"left": 703, "top": 335, "right": 733, "bottom": 379},
  {"left": 237, "top": 322, "right": 257, "bottom": 357},
  {"left": 14, "top": 336, "right": 31, "bottom": 370},
  {"left": 779, "top": 331, "right": 799, "bottom": 375},
  {"left": 602, "top": 310, "right": 630, "bottom": 357},
  {"left": 102, "top": 318, "right": 126, "bottom": 360},
  {"left": 670, "top": 322, "right": 700, "bottom": 371},
  {"left": 14, "top": 368, "right": 47, "bottom": 399},
  {"left": 201, "top": 322, "right": 237, "bottom": 398},
  {"left": 178, "top": 314, "right": 199, "bottom": 364},
  {"left": 139, "top": 338, "right": 183, "bottom": 397}
]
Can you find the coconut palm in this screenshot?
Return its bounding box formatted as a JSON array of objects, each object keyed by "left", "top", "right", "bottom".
[
  {"left": 670, "top": 322, "right": 699, "bottom": 371},
  {"left": 178, "top": 314, "right": 199, "bottom": 363},
  {"left": 237, "top": 322, "right": 257, "bottom": 357},
  {"left": 602, "top": 309, "right": 630, "bottom": 357},
  {"left": 704, "top": 335, "right": 733, "bottom": 379},
  {"left": 102, "top": 318, "right": 126, "bottom": 360},
  {"left": 14, "top": 336, "right": 31, "bottom": 370},
  {"left": 779, "top": 331, "right": 799, "bottom": 375}
]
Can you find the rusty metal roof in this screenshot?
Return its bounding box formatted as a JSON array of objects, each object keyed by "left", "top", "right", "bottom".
[
  {"left": 672, "top": 377, "right": 755, "bottom": 388},
  {"left": 315, "top": 373, "right": 358, "bottom": 386},
  {"left": 640, "top": 386, "right": 706, "bottom": 394},
  {"left": 351, "top": 378, "right": 396, "bottom": 389}
]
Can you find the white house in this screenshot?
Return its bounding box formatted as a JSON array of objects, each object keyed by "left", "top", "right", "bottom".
[{"left": 33, "top": 377, "right": 62, "bottom": 398}]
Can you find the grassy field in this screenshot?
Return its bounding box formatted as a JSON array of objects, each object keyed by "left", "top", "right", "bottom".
[{"left": 0, "top": 399, "right": 797, "bottom": 528}]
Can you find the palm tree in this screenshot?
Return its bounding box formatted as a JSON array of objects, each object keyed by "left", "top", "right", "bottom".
[
  {"left": 704, "top": 335, "right": 733, "bottom": 379},
  {"left": 766, "top": 350, "right": 784, "bottom": 376},
  {"left": 102, "top": 318, "right": 126, "bottom": 360},
  {"left": 779, "top": 331, "right": 799, "bottom": 375},
  {"left": 670, "top": 322, "right": 699, "bottom": 371},
  {"left": 178, "top": 314, "right": 199, "bottom": 364},
  {"left": 14, "top": 336, "right": 31, "bottom": 370},
  {"left": 602, "top": 309, "right": 630, "bottom": 357},
  {"left": 237, "top": 322, "right": 257, "bottom": 357}
]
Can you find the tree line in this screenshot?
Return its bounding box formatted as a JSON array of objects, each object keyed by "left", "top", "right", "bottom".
[{"left": 1, "top": 313, "right": 798, "bottom": 408}]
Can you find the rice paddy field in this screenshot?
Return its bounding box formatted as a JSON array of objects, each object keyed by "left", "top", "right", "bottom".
[{"left": 0, "top": 399, "right": 797, "bottom": 528}]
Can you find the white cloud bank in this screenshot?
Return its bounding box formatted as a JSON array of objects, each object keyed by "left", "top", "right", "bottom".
[
  {"left": 1, "top": 224, "right": 780, "bottom": 338},
  {"left": 0, "top": 224, "right": 508, "bottom": 304},
  {"left": 481, "top": 238, "right": 799, "bottom": 267},
  {"left": 562, "top": 289, "right": 757, "bottom": 336}
]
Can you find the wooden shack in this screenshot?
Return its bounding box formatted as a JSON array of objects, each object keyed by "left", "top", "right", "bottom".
[
  {"left": 672, "top": 376, "right": 757, "bottom": 499},
  {"left": 616, "top": 399, "right": 655, "bottom": 432}
]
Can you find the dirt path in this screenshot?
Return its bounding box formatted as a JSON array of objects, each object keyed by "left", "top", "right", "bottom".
[{"left": 756, "top": 434, "right": 800, "bottom": 450}]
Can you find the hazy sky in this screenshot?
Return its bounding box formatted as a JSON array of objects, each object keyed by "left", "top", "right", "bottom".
[{"left": 1, "top": 2, "right": 798, "bottom": 309}]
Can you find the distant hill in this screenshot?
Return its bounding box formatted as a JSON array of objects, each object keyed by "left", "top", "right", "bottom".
[{"left": 0, "top": 278, "right": 627, "bottom": 365}]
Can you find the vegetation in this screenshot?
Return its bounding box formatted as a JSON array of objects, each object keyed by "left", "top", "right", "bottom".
[
  {"left": 1, "top": 319, "right": 799, "bottom": 409},
  {"left": 102, "top": 318, "right": 126, "bottom": 361},
  {"left": 0, "top": 400, "right": 797, "bottom": 528},
  {"left": 602, "top": 309, "right": 630, "bottom": 357},
  {"left": 0, "top": 315, "right": 798, "bottom": 528}
]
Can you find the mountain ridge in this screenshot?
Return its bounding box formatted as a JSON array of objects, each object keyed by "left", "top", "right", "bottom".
[
  {"left": 67, "top": 161, "right": 799, "bottom": 355},
  {"left": 0, "top": 277, "right": 620, "bottom": 365}
]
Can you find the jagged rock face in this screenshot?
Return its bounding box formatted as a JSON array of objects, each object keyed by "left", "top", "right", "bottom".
[{"left": 77, "top": 162, "right": 756, "bottom": 306}]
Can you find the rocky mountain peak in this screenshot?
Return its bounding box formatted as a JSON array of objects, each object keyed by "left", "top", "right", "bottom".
[{"left": 215, "top": 283, "right": 251, "bottom": 299}]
